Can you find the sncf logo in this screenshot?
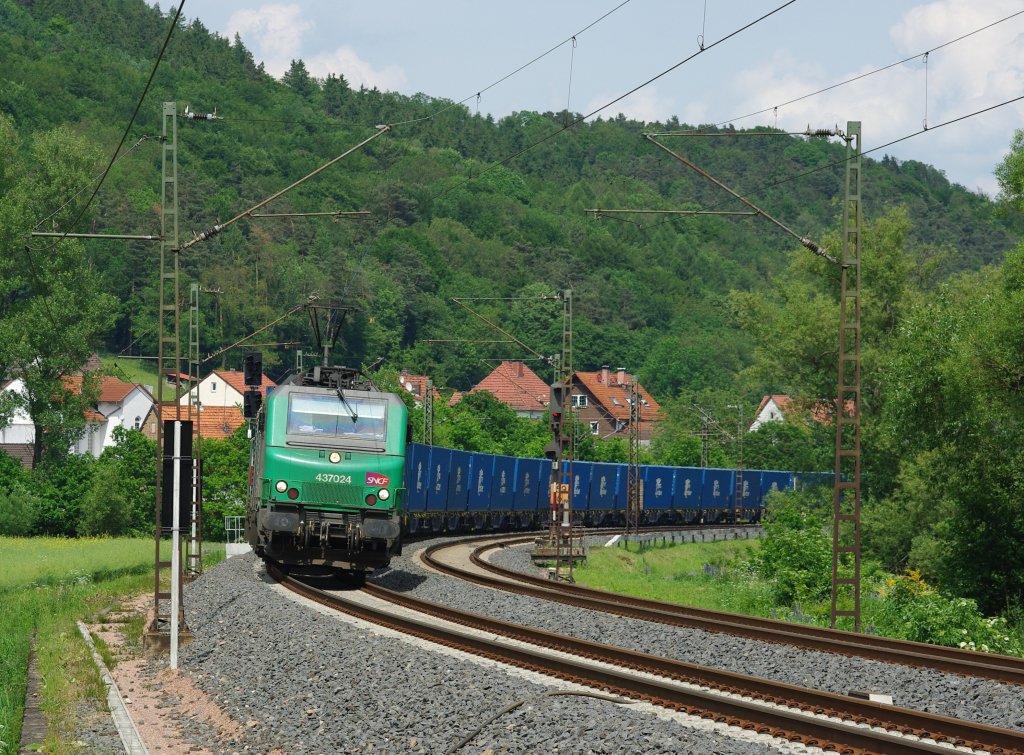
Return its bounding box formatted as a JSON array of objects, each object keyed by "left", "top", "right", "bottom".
[{"left": 366, "top": 472, "right": 390, "bottom": 486}]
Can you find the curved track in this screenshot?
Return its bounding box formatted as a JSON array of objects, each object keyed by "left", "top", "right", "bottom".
[
  {"left": 269, "top": 562, "right": 1024, "bottom": 754},
  {"left": 421, "top": 534, "right": 1024, "bottom": 687}
]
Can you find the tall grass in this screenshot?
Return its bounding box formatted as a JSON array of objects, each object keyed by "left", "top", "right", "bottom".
[
  {"left": 0, "top": 537, "right": 224, "bottom": 755},
  {"left": 573, "top": 538, "right": 775, "bottom": 616}
]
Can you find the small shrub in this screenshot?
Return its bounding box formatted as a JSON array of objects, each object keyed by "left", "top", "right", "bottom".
[
  {"left": 754, "top": 490, "right": 832, "bottom": 607},
  {"left": 868, "top": 570, "right": 1023, "bottom": 655},
  {"left": 0, "top": 483, "right": 40, "bottom": 536}
]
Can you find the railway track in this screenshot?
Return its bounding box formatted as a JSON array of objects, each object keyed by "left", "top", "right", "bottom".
[
  {"left": 269, "top": 562, "right": 1024, "bottom": 754},
  {"left": 421, "top": 534, "right": 1024, "bottom": 687}
]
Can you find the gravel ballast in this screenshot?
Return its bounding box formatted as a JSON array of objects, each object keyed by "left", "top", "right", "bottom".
[
  {"left": 177, "top": 552, "right": 808, "bottom": 754},
  {"left": 428, "top": 536, "right": 1024, "bottom": 731}
]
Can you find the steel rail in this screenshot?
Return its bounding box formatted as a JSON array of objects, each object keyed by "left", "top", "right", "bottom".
[
  {"left": 423, "top": 537, "right": 1024, "bottom": 686},
  {"left": 269, "top": 564, "right": 1024, "bottom": 754}
]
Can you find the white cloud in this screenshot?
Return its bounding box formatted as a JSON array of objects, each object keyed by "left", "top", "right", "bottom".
[
  {"left": 306, "top": 47, "right": 407, "bottom": 92},
  {"left": 227, "top": 4, "right": 311, "bottom": 75},
  {"left": 225, "top": 3, "right": 406, "bottom": 92},
  {"left": 704, "top": 2, "right": 1024, "bottom": 194},
  {"left": 583, "top": 86, "right": 676, "bottom": 124}
]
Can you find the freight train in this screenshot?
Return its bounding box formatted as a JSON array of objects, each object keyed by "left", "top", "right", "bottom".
[
  {"left": 402, "top": 443, "right": 830, "bottom": 534},
  {"left": 243, "top": 358, "right": 829, "bottom": 578},
  {"left": 245, "top": 364, "right": 409, "bottom": 582}
]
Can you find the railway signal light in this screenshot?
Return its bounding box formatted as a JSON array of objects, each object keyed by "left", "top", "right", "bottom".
[
  {"left": 549, "top": 383, "right": 564, "bottom": 436},
  {"left": 243, "top": 351, "right": 263, "bottom": 387}
]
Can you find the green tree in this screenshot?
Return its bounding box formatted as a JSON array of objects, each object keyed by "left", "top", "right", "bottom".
[
  {"left": 0, "top": 118, "right": 119, "bottom": 466},
  {"left": 200, "top": 426, "right": 250, "bottom": 541},
  {"left": 995, "top": 128, "right": 1024, "bottom": 208},
  {"left": 0, "top": 481, "right": 41, "bottom": 536},
  {"left": 78, "top": 461, "right": 133, "bottom": 536},
  {"left": 31, "top": 454, "right": 94, "bottom": 536},
  {"left": 93, "top": 427, "right": 156, "bottom": 534},
  {"left": 281, "top": 59, "right": 316, "bottom": 99},
  {"left": 755, "top": 490, "right": 832, "bottom": 608}
]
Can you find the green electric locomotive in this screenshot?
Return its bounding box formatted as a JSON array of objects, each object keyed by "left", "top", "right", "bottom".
[{"left": 245, "top": 363, "right": 409, "bottom": 580}]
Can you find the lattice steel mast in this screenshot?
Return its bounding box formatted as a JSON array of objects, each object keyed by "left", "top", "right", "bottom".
[{"left": 831, "top": 122, "right": 863, "bottom": 631}]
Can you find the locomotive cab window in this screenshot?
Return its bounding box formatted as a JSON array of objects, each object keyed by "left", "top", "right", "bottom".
[{"left": 287, "top": 392, "right": 388, "bottom": 441}]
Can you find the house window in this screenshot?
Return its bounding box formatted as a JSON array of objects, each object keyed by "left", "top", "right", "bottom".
[
  {"left": 134, "top": 416, "right": 142, "bottom": 430},
  {"left": 211, "top": 381, "right": 217, "bottom": 392},
  {"left": 572, "top": 394, "right": 588, "bottom": 409},
  {"left": 589, "top": 421, "right": 600, "bottom": 435}
]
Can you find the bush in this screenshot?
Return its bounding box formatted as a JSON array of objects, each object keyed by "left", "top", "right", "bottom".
[
  {"left": 754, "top": 490, "right": 832, "bottom": 607},
  {"left": 868, "top": 570, "right": 1023, "bottom": 655},
  {"left": 0, "top": 483, "right": 41, "bottom": 536},
  {"left": 77, "top": 463, "right": 133, "bottom": 536}
]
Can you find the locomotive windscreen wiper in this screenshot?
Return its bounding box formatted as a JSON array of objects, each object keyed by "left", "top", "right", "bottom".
[{"left": 335, "top": 388, "right": 359, "bottom": 423}]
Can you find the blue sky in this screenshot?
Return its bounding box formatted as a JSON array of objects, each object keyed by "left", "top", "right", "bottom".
[{"left": 157, "top": 0, "right": 1024, "bottom": 197}]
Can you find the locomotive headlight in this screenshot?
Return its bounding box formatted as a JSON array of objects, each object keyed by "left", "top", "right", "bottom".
[
  {"left": 377, "top": 488, "right": 390, "bottom": 501},
  {"left": 329, "top": 451, "right": 341, "bottom": 464},
  {"left": 275, "top": 480, "right": 288, "bottom": 493}
]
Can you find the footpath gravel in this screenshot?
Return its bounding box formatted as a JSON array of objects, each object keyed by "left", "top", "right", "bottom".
[{"left": 176, "top": 552, "right": 808, "bottom": 754}]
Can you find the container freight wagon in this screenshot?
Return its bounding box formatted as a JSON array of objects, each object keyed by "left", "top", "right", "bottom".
[{"left": 402, "top": 443, "right": 814, "bottom": 532}]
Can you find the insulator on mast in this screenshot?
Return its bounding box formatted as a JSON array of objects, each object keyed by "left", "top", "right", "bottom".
[{"left": 183, "top": 105, "right": 221, "bottom": 121}]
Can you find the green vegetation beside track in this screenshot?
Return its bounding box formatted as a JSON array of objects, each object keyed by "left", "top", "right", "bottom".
[
  {"left": 0, "top": 537, "right": 224, "bottom": 755},
  {"left": 573, "top": 497, "right": 1024, "bottom": 657}
]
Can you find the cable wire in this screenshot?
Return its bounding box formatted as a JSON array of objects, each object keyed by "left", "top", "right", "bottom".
[
  {"left": 387, "top": 0, "right": 633, "bottom": 128},
  {"left": 26, "top": 0, "right": 185, "bottom": 251},
  {"left": 429, "top": 1, "right": 795, "bottom": 204},
  {"left": 713, "top": 8, "right": 1024, "bottom": 130},
  {"left": 637, "top": 93, "right": 1024, "bottom": 234}
]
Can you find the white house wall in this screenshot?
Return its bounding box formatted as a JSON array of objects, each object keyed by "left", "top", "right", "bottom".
[{"left": 180, "top": 375, "right": 244, "bottom": 409}]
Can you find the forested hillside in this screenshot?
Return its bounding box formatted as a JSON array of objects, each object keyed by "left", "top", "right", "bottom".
[{"left": 1, "top": 0, "right": 1019, "bottom": 398}]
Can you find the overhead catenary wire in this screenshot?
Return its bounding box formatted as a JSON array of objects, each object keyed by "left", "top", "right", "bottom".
[
  {"left": 712, "top": 7, "right": 1024, "bottom": 131},
  {"left": 633, "top": 93, "right": 1024, "bottom": 236},
  {"left": 180, "top": 125, "right": 390, "bottom": 250},
  {"left": 387, "top": 0, "right": 633, "bottom": 128},
  {"left": 426, "top": 1, "right": 796, "bottom": 204}
]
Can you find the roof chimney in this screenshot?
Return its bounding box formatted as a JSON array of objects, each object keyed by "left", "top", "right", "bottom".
[
  {"left": 517, "top": 362, "right": 524, "bottom": 378},
  {"left": 617, "top": 367, "right": 626, "bottom": 385},
  {"left": 601, "top": 365, "right": 609, "bottom": 384}
]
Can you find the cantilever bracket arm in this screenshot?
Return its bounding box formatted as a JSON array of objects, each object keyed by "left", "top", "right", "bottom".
[{"left": 642, "top": 134, "right": 838, "bottom": 265}]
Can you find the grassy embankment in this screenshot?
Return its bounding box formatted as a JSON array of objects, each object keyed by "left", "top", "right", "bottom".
[
  {"left": 0, "top": 537, "right": 224, "bottom": 755},
  {"left": 574, "top": 537, "right": 1024, "bottom": 655},
  {"left": 573, "top": 537, "right": 774, "bottom": 617}
]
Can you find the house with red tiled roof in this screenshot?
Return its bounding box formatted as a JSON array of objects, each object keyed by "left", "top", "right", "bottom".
[
  {"left": 750, "top": 395, "right": 796, "bottom": 431},
  {"left": 750, "top": 394, "right": 854, "bottom": 431},
  {"left": 0, "top": 374, "right": 155, "bottom": 466},
  {"left": 141, "top": 403, "right": 245, "bottom": 443},
  {"left": 64, "top": 375, "right": 156, "bottom": 456},
  {"left": 469, "top": 361, "right": 550, "bottom": 419},
  {"left": 179, "top": 369, "right": 276, "bottom": 410},
  {"left": 569, "top": 366, "right": 662, "bottom": 444},
  {"left": 398, "top": 370, "right": 442, "bottom": 408}
]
